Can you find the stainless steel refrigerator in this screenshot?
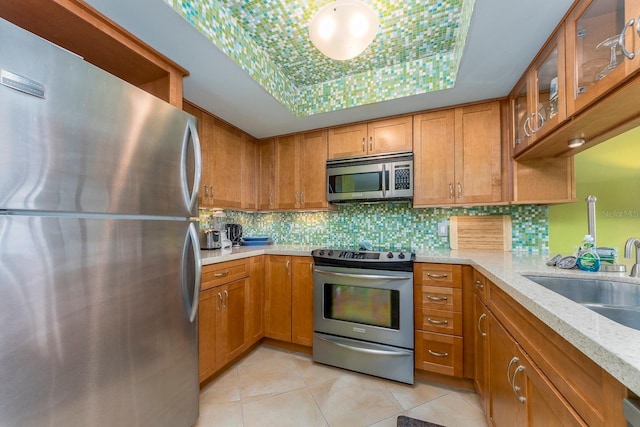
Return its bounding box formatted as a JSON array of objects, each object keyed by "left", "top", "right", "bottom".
[{"left": 0, "top": 18, "right": 202, "bottom": 427}]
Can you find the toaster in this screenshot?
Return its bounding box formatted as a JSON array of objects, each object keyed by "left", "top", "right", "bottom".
[{"left": 199, "top": 229, "right": 222, "bottom": 249}]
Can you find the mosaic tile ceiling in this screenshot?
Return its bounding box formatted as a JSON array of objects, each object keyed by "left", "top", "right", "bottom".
[{"left": 165, "top": 0, "right": 475, "bottom": 116}]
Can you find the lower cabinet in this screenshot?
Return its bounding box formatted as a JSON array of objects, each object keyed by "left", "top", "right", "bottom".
[
  {"left": 488, "top": 312, "right": 585, "bottom": 426},
  {"left": 475, "top": 269, "right": 627, "bottom": 426},
  {"left": 264, "top": 255, "right": 314, "bottom": 346},
  {"left": 414, "top": 263, "right": 467, "bottom": 377},
  {"left": 199, "top": 279, "right": 246, "bottom": 383},
  {"left": 198, "top": 257, "right": 263, "bottom": 384}
]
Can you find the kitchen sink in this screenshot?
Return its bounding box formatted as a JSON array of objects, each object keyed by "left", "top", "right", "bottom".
[
  {"left": 581, "top": 304, "right": 640, "bottom": 331},
  {"left": 523, "top": 275, "right": 640, "bottom": 330}
]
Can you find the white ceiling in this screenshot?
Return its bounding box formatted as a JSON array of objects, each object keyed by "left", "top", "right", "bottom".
[{"left": 84, "top": 0, "right": 575, "bottom": 139}]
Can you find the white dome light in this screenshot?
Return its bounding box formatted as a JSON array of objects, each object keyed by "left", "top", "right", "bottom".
[{"left": 309, "top": 0, "right": 379, "bottom": 61}]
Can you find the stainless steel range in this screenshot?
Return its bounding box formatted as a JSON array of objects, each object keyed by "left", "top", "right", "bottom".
[{"left": 312, "top": 248, "right": 415, "bottom": 384}]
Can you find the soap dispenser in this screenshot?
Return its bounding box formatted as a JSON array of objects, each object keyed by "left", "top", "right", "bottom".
[{"left": 577, "top": 235, "right": 600, "bottom": 272}]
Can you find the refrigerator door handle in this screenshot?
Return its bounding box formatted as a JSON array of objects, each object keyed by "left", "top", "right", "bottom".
[
  {"left": 184, "top": 222, "right": 202, "bottom": 323},
  {"left": 182, "top": 118, "right": 202, "bottom": 214}
]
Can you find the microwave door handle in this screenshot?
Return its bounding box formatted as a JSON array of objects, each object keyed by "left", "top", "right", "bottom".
[{"left": 381, "top": 164, "right": 387, "bottom": 198}]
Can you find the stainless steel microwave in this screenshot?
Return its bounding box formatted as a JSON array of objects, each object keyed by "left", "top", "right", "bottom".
[{"left": 326, "top": 152, "right": 413, "bottom": 203}]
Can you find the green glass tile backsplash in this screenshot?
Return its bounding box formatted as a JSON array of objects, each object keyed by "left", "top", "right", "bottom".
[{"left": 201, "top": 203, "right": 549, "bottom": 252}]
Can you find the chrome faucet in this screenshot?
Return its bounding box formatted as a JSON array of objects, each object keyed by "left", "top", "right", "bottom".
[{"left": 625, "top": 238, "right": 640, "bottom": 277}]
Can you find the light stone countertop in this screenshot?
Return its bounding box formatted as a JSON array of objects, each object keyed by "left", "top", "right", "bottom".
[{"left": 201, "top": 245, "right": 640, "bottom": 395}]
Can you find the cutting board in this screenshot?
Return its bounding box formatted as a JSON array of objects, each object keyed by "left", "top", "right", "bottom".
[{"left": 449, "top": 215, "right": 512, "bottom": 251}]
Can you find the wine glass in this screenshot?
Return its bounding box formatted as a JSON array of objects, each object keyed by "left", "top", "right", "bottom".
[{"left": 596, "top": 35, "right": 622, "bottom": 81}]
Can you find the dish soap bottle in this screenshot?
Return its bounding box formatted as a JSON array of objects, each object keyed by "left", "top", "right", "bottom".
[{"left": 577, "top": 235, "right": 600, "bottom": 272}]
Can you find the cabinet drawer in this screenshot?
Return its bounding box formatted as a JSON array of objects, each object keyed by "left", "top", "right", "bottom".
[
  {"left": 415, "top": 285, "right": 462, "bottom": 312},
  {"left": 472, "top": 269, "right": 487, "bottom": 303},
  {"left": 414, "top": 263, "right": 462, "bottom": 288},
  {"left": 202, "top": 258, "right": 250, "bottom": 290},
  {"left": 415, "top": 331, "right": 463, "bottom": 377},
  {"left": 415, "top": 308, "right": 463, "bottom": 335}
]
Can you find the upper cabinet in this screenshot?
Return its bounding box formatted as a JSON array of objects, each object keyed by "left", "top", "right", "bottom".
[
  {"left": 511, "top": 29, "right": 566, "bottom": 156},
  {"left": 514, "top": 0, "right": 640, "bottom": 160},
  {"left": 258, "top": 139, "right": 275, "bottom": 211},
  {"left": 565, "top": 0, "right": 640, "bottom": 116},
  {"left": 271, "top": 131, "right": 330, "bottom": 211},
  {"left": 1, "top": 0, "right": 188, "bottom": 107},
  {"left": 327, "top": 117, "right": 412, "bottom": 159},
  {"left": 413, "top": 102, "right": 505, "bottom": 207},
  {"left": 183, "top": 101, "right": 256, "bottom": 210}
]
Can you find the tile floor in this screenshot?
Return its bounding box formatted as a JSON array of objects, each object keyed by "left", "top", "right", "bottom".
[{"left": 195, "top": 345, "right": 489, "bottom": 427}]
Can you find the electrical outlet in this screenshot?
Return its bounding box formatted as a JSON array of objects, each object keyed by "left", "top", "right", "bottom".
[{"left": 437, "top": 221, "right": 449, "bottom": 237}]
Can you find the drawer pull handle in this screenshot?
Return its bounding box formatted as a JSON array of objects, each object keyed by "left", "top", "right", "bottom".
[
  {"left": 427, "top": 273, "right": 448, "bottom": 279},
  {"left": 474, "top": 280, "right": 483, "bottom": 289},
  {"left": 426, "top": 295, "right": 448, "bottom": 301},
  {"left": 214, "top": 271, "right": 229, "bottom": 278},
  {"left": 427, "top": 318, "right": 449, "bottom": 325},
  {"left": 428, "top": 349, "right": 449, "bottom": 358}
]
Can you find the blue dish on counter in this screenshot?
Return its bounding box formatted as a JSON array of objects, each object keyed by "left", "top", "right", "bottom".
[
  {"left": 241, "top": 237, "right": 272, "bottom": 246},
  {"left": 242, "top": 236, "right": 271, "bottom": 241}
]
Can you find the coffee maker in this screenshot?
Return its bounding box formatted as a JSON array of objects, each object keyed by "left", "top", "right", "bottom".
[{"left": 225, "top": 224, "right": 243, "bottom": 246}]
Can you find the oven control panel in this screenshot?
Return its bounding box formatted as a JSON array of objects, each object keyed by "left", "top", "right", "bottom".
[{"left": 311, "top": 249, "right": 415, "bottom": 271}]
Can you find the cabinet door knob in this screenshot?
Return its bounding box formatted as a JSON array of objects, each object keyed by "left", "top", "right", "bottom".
[
  {"left": 224, "top": 290, "right": 229, "bottom": 308},
  {"left": 361, "top": 137, "right": 365, "bottom": 152},
  {"left": 449, "top": 183, "right": 454, "bottom": 199},
  {"left": 217, "top": 292, "right": 223, "bottom": 311},
  {"left": 457, "top": 182, "right": 462, "bottom": 199},
  {"left": 369, "top": 136, "right": 373, "bottom": 151}
]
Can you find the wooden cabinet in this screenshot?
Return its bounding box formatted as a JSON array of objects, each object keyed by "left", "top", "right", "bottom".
[
  {"left": 183, "top": 101, "right": 214, "bottom": 208},
  {"left": 511, "top": 28, "right": 566, "bottom": 157},
  {"left": 327, "top": 116, "right": 412, "bottom": 159},
  {"left": 1, "top": 0, "right": 187, "bottom": 107},
  {"left": 245, "top": 256, "right": 264, "bottom": 344},
  {"left": 473, "top": 271, "right": 627, "bottom": 426},
  {"left": 258, "top": 138, "right": 275, "bottom": 210},
  {"left": 472, "top": 271, "right": 489, "bottom": 415},
  {"left": 183, "top": 101, "right": 256, "bottom": 210},
  {"left": 269, "top": 131, "right": 329, "bottom": 211},
  {"left": 291, "top": 257, "right": 315, "bottom": 346},
  {"left": 413, "top": 102, "right": 503, "bottom": 206},
  {"left": 264, "top": 255, "right": 314, "bottom": 345},
  {"left": 241, "top": 134, "right": 258, "bottom": 210},
  {"left": 414, "top": 263, "right": 464, "bottom": 377},
  {"left": 511, "top": 157, "right": 575, "bottom": 204},
  {"left": 565, "top": 0, "right": 640, "bottom": 117},
  {"left": 199, "top": 259, "right": 250, "bottom": 383},
  {"left": 488, "top": 313, "right": 586, "bottom": 427}
]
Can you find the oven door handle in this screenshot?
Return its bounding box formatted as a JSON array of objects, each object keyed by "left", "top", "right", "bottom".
[
  {"left": 314, "top": 269, "right": 411, "bottom": 281},
  {"left": 316, "top": 334, "right": 413, "bottom": 357}
]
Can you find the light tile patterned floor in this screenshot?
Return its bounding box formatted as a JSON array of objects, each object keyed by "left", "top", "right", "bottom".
[{"left": 196, "top": 345, "right": 488, "bottom": 427}]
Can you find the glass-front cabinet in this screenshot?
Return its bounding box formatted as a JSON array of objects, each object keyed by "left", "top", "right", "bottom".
[
  {"left": 511, "top": 29, "right": 565, "bottom": 156},
  {"left": 565, "top": 0, "right": 640, "bottom": 115}
]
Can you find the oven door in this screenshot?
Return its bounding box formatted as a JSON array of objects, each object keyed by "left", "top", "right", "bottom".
[{"left": 313, "top": 265, "right": 413, "bottom": 349}]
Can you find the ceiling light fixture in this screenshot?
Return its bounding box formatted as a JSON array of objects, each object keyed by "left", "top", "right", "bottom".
[
  {"left": 309, "top": 0, "right": 379, "bottom": 61},
  {"left": 567, "top": 137, "right": 586, "bottom": 148}
]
